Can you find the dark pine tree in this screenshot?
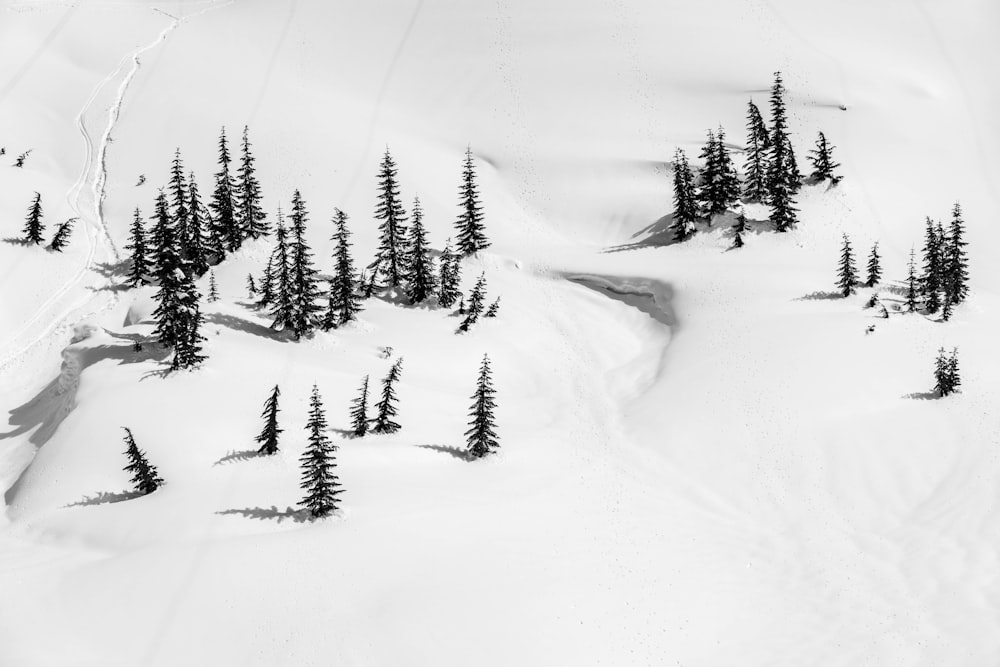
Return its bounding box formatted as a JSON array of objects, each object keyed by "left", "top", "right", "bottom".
[
  {"left": 836, "top": 233, "right": 858, "bottom": 297},
  {"left": 943, "top": 202, "right": 969, "bottom": 305},
  {"left": 864, "top": 242, "right": 882, "bottom": 288},
  {"left": 151, "top": 190, "right": 186, "bottom": 349},
  {"left": 934, "top": 348, "right": 961, "bottom": 396},
  {"left": 258, "top": 206, "right": 286, "bottom": 309},
  {"left": 286, "top": 190, "right": 322, "bottom": 339},
  {"left": 246, "top": 273, "right": 257, "bottom": 296},
  {"left": 905, "top": 247, "right": 919, "bottom": 313},
  {"left": 324, "top": 208, "right": 363, "bottom": 329},
  {"left": 405, "top": 196, "right": 436, "bottom": 304},
  {"left": 207, "top": 270, "right": 219, "bottom": 303},
  {"left": 671, "top": 148, "right": 698, "bottom": 242},
  {"left": 785, "top": 136, "right": 803, "bottom": 193},
  {"left": 349, "top": 374, "right": 370, "bottom": 437},
  {"left": 22, "top": 192, "right": 44, "bottom": 244},
  {"left": 372, "top": 358, "right": 403, "bottom": 434},
  {"left": 255, "top": 385, "right": 282, "bottom": 455},
  {"left": 184, "top": 171, "right": 211, "bottom": 277},
  {"left": 920, "top": 216, "right": 943, "bottom": 313},
  {"left": 455, "top": 145, "right": 489, "bottom": 255},
  {"left": 465, "top": 354, "right": 499, "bottom": 459},
  {"left": 298, "top": 385, "right": 343, "bottom": 518},
  {"left": 766, "top": 72, "right": 799, "bottom": 231},
  {"left": 122, "top": 427, "right": 164, "bottom": 495},
  {"left": 170, "top": 275, "right": 206, "bottom": 371},
  {"left": 168, "top": 149, "right": 190, "bottom": 250},
  {"left": 732, "top": 211, "right": 747, "bottom": 249},
  {"left": 372, "top": 148, "right": 409, "bottom": 288},
  {"left": 699, "top": 127, "right": 740, "bottom": 217},
  {"left": 47, "top": 217, "right": 75, "bottom": 251},
  {"left": 941, "top": 287, "right": 953, "bottom": 322},
  {"left": 125, "top": 207, "right": 150, "bottom": 287},
  {"left": 946, "top": 348, "right": 961, "bottom": 394},
  {"left": 458, "top": 272, "right": 487, "bottom": 333},
  {"left": 437, "top": 238, "right": 462, "bottom": 308},
  {"left": 210, "top": 127, "right": 240, "bottom": 253},
  {"left": 743, "top": 100, "right": 771, "bottom": 202},
  {"left": 235, "top": 125, "right": 269, "bottom": 240},
  {"left": 808, "top": 131, "right": 842, "bottom": 183},
  {"left": 485, "top": 296, "right": 500, "bottom": 318}
]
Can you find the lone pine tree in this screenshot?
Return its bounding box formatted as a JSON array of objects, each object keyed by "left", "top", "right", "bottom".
[
  {"left": 743, "top": 100, "right": 770, "bottom": 202},
  {"left": 22, "top": 192, "right": 44, "bottom": 244},
  {"left": 732, "top": 211, "right": 747, "bottom": 249},
  {"left": 47, "top": 217, "right": 75, "bottom": 252},
  {"left": 458, "top": 272, "right": 488, "bottom": 333},
  {"left": 125, "top": 208, "right": 150, "bottom": 287},
  {"left": 406, "top": 196, "right": 436, "bottom": 304},
  {"left": 455, "top": 145, "right": 489, "bottom": 255},
  {"left": 437, "top": 238, "right": 462, "bottom": 308},
  {"left": 349, "top": 374, "right": 370, "bottom": 437},
  {"left": 235, "top": 125, "right": 269, "bottom": 240},
  {"left": 671, "top": 148, "right": 698, "bottom": 242},
  {"left": 865, "top": 242, "right": 882, "bottom": 287},
  {"left": 485, "top": 296, "right": 500, "bottom": 318},
  {"left": 299, "top": 385, "right": 343, "bottom": 518},
  {"left": 808, "top": 131, "right": 842, "bottom": 183},
  {"left": 905, "top": 247, "right": 919, "bottom": 312},
  {"left": 837, "top": 233, "right": 858, "bottom": 297},
  {"left": 286, "top": 190, "right": 322, "bottom": 339},
  {"left": 122, "top": 427, "right": 164, "bottom": 495},
  {"left": 324, "top": 208, "right": 362, "bottom": 329},
  {"left": 920, "top": 216, "right": 944, "bottom": 313},
  {"left": 255, "top": 385, "right": 282, "bottom": 455},
  {"left": 210, "top": 127, "right": 240, "bottom": 254},
  {"left": 943, "top": 202, "right": 969, "bottom": 305},
  {"left": 207, "top": 270, "right": 219, "bottom": 302},
  {"left": 934, "top": 347, "right": 960, "bottom": 397},
  {"left": 466, "top": 354, "right": 499, "bottom": 459},
  {"left": 372, "top": 148, "right": 409, "bottom": 288},
  {"left": 246, "top": 273, "right": 257, "bottom": 296},
  {"left": 372, "top": 358, "right": 403, "bottom": 434}
]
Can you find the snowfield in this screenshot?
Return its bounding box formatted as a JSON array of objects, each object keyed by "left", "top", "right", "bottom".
[{"left": 2, "top": 0, "right": 999, "bottom": 665}]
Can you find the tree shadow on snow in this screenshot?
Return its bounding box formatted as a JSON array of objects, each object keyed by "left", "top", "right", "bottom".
[
  {"left": 2, "top": 237, "right": 31, "bottom": 246},
  {"left": 216, "top": 506, "right": 310, "bottom": 524},
  {"left": 903, "top": 391, "right": 940, "bottom": 401},
  {"left": 205, "top": 312, "right": 289, "bottom": 342},
  {"left": 213, "top": 449, "right": 264, "bottom": 466},
  {"left": 794, "top": 290, "right": 844, "bottom": 301},
  {"left": 604, "top": 213, "right": 680, "bottom": 253},
  {"left": 416, "top": 444, "right": 474, "bottom": 461},
  {"left": 65, "top": 490, "right": 143, "bottom": 507}
]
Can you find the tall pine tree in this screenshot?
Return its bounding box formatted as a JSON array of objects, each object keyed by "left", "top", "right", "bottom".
[
  {"left": 671, "top": 148, "right": 698, "bottom": 242},
  {"left": 905, "top": 247, "right": 919, "bottom": 312},
  {"left": 437, "top": 238, "right": 462, "bottom": 308},
  {"left": 455, "top": 145, "right": 489, "bottom": 255},
  {"left": 286, "top": 190, "right": 321, "bottom": 339},
  {"left": 324, "top": 208, "right": 363, "bottom": 329},
  {"left": 184, "top": 171, "right": 211, "bottom": 277},
  {"left": 22, "top": 192, "right": 44, "bottom": 244},
  {"left": 122, "top": 427, "right": 164, "bottom": 495},
  {"left": 125, "top": 207, "right": 150, "bottom": 287},
  {"left": 349, "top": 375, "right": 370, "bottom": 437},
  {"left": 766, "top": 72, "right": 799, "bottom": 231},
  {"left": 920, "top": 216, "right": 943, "bottom": 313},
  {"left": 255, "top": 385, "right": 281, "bottom": 455},
  {"left": 836, "top": 233, "right": 858, "bottom": 297},
  {"left": 372, "top": 358, "right": 403, "bottom": 434},
  {"left": 372, "top": 148, "right": 409, "bottom": 288},
  {"left": 743, "top": 100, "right": 770, "bottom": 202},
  {"left": 210, "top": 127, "right": 240, "bottom": 253},
  {"left": 465, "top": 354, "right": 499, "bottom": 459},
  {"left": 235, "top": 125, "right": 269, "bottom": 240},
  {"left": 298, "top": 385, "right": 343, "bottom": 518},
  {"left": 864, "top": 242, "right": 882, "bottom": 287},
  {"left": 405, "top": 196, "right": 436, "bottom": 304},
  {"left": 168, "top": 149, "right": 190, "bottom": 249},
  {"left": 943, "top": 202, "right": 969, "bottom": 305}
]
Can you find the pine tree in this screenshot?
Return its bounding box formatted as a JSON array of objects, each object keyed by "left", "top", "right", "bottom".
[
  {"left": 864, "top": 242, "right": 882, "bottom": 287},
  {"left": 785, "top": 137, "right": 803, "bottom": 193},
  {"left": 210, "top": 127, "right": 240, "bottom": 253},
  {"left": 485, "top": 297, "right": 500, "bottom": 318},
  {"left": 168, "top": 149, "right": 190, "bottom": 248},
  {"left": 151, "top": 191, "right": 186, "bottom": 349},
  {"left": 671, "top": 148, "right": 698, "bottom": 242},
  {"left": 458, "top": 272, "right": 487, "bottom": 333},
  {"left": 437, "top": 238, "right": 462, "bottom": 308},
  {"left": 943, "top": 202, "right": 969, "bottom": 305},
  {"left": 235, "top": 125, "right": 269, "bottom": 240},
  {"left": 808, "top": 131, "right": 842, "bottom": 183},
  {"left": 349, "top": 375, "right": 370, "bottom": 437},
  {"left": 766, "top": 72, "right": 799, "bottom": 231},
  {"left": 47, "top": 217, "right": 75, "bottom": 251},
  {"left": 372, "top": 148, "right": 409, "bottom": 288},
  {"left": 836, "top": 233, "right": 858, "bottom": 297},
  {"left": 946, "top": 348, "right": 961, "bottom": 394},
  {"left": 286, "top": 190, "right": 322, "bottom": 339},
  {"left": 372, "top": 359, "right": 403, "bottom": 434},
  {"left": 743, "top": 100, "right": 770, "bottom": 201},
  {"left": 21, "top": 192, "right": 44, "bottom": 244},
  {"left": 465, "top": 354, "right": 499, "bottom": 459},
  {"left": 207, "top": 270, "right": 219, "bottom": 302},
  {"left": 125, "top": 207, "right": 150, "bottom": 287},
  {"left": 122, "top": 427, "right": 164, "bottom": 495},
  {"left": 184, "top": 171, "right": 211, "bottom": 277},
  {"left": 246, "top": 273, "right": 257, "bottom": 296},
  {"left": 324, "top": 208, "right": 363, "bottom": 329},
  {"left": 941, "top": 288, "right": 953, "bottom": 322},
  {"left": 732, "top": 211, "right": 747, "bottom": 249},
  {"left": 405, "top": 196, "right": 436, "bottom": 304},
  {"left": 699, "top": 127, "right": 740, "bottom": 217},
  {"left": 905, "top": 247, "right": 919, "bottom": 312},
  {"left": 255, "top": 385, "right": 281, "bottom": 455},
  {"left": 298, "top": 385, "right": 343, "bottom": 518},
  {"left": 920, "top": 216, "right": 943, "bottom": 313},
  {"left": 258, "top": 206, "right": 286, "bottom": 309},
  {"left": 934, "top": 348, "right": 961, "bottom": 396},
  {"left": 457, "top": 296, "right": 466, "bottom": 314},
  {"left": 170, "top": 276, "right": 206, "bottom": 370},
  {"left": 455, "top": 145, "right": 489, "bottom": 255}
]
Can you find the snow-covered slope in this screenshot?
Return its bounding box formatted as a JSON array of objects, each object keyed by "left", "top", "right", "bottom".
[{"left": 2, "top": 1, "right": 999, "bottom": 665}]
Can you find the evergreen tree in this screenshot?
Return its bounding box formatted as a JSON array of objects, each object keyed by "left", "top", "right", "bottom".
[
  {"left": 808, "top": 131, "right": 842, "bottom": 183},
  {"left": 151, "top": 191, "right": 186, "bottom": 349},
  {"left": 905, "top": 247, "right": 919, "bottom": 312},
  {"left": 21, "top": 192, "right": 44, "bottom": 244},
  {"left": 360, "top": 268, "right": 378, "bottom": 299},
  {"left": 941, "top": 287, "right": 953, "bottom": 322},
  {"left": 210, "top": 127, "right": 240, "bottom": 253},
  {"left": 437, "top": 238, "right": 462, "bottom": 308},
  {"left": 732, "top": 211, "right": 747, "bottom": 249},
  {"left": 946, "top": 348, "right": 961, "bottom": 394},
  {"left": 298, "top": 385, "right": 343, "bottom": 518},
  {"left": 255, "top": 385, "right": 281, "bottom": 455},
  {"left": 405, "top": 196, "right": 436, "bottom": 304},
  {"left": 286, "top": 190, "right": 322, "bottom": 339},
  {"left": 457, "top": 296, "right": 466, "bottom": 314},
  {"left": 47, "top": 217, "right": 75, "bottom": 251},
  {"left": 246, "top": 273, "right": 257, "bottom": 296},
  {"left": 766, "top": 72, "right": 799, "bottom": 231},
  {"left": 943, "top": 202, "right": 969, "bottom": 305},
  {"left": 349, "top": 375, "right": 370, "bottom": 437},
  {"left": 864, "top": 242, "right": 882, "bottom": 288},
  {"left": 768, "top": 170, "right": 799, "bottom": 232},
  {"left": 170, "top": 277, "right": 206, "bottom": 371},
  {"left": 934, "top": 348, "right": 961, "bottom": 396},
  {"left": 122, "top": 427, "right": 163, "bottom": 495},
  {"left": 743, "top": 100, "right": 770, "bottom": 201},
  {"left": 485, "top": 297, "right": 500, "bottom": 318},
  {"left": 671, "top": 148, "right": 698, "bottom": 242},
  {"left": 454, "top": 145, "right": 489, "bottom": 255},
  {"left": 920, "top": 216, "right": 943, "bottom": 313},
  {"left": 184, "top": 171, "right": 211, "bottom": 277},
  {"left": 207, "top": 270, "right": 219, "bottom": 302},
  {"left": 125, "top": 207, "right": 150, "bottom": 287},
  {"left": 168, "top": 149, "right": 189, "bottom": 247},
  {"left": 324, "top": 208, "right": 363, "bottom": 329},
  {"left": 836, "top": 233, "right": 858, "bottom": 297},
  {"left": 235, "top": 125, "right": 269, "bottom": 240},
  {"left": 372, "top": 359, "right": 403, "bottom": 434},
  {"left": 258, "top": 206, "right": 286, "bottom": 309},
  {"left": 785, "top": 136, "right": 803, "bottom": 193},
  {"left": 372, "top": 148, "right": 409, "bottom": 288},
  {"left": 458, "top": 272, "right": 487, "bottom": 333},
  {"left": 699, "top": 126, "right": 740, "bottom": 217},
  {"left": 465, "top": 354, "right": 499, "bottom": 459}
]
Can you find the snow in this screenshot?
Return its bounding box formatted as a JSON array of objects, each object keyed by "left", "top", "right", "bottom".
[{"left": 2, "top": 0, "right": 1000, "bottom": 665}]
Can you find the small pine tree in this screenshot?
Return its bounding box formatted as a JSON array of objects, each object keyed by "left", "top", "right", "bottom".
[
  {"left": 934, "top": 347, "right": 961, "bottom": 396},
  {"left": 22, "top": 192, "right": 44, "bottom": 244},
  {"left": 235, "top": 125, "right": 269, "bottom": 240},
  {"left": 732, "top": 211, "right": 747, "bottom": 249},
  {"left": 943, "top": 202, "right": 969, "bottom": 305},
  {"left": 372, "top": 148, "right": 409, "bottom": 288},
  {"left": 905, "top": 247, "right": 919, "bottom": 312},
  {"left": 298, "top": 385, "right": 343, "bottom": 518},
  {"left": 349, "top": 375, "right": 370, "bottom": 437},
  {"left": 457, "top": 296, "right": 466, "bottom": 315},
  {"left": 743, "top": 100, "right": 771, "bottom": 202},
  {"left": 808, "top": 131, "right": 842, "bottom": 183},
  {"left": 286, "top": 190, "right": 322, "bottom": 339},
  {"left": 920, "top": 217, "right": 943, "bottom": 313},
  {"left": 122, "top": 427, "right": 164, "bottom": 495},
  {"left": 246, "top": 273, "right": 257, "bottom": 296},
  {"left": 258, "top": 206, "right": 286, "bottom": 309},
  {"left": 372, "top": 359, "right": 403, "bottom": 434},
  {"left": 946, "top": 348, "right": 961, "bottom": 394},
  {"left": 125, "top": 207, "right": 150, "bottom": 287},
  {"left": 836, "top": 233, "right": 858, "bottom": 297},
  {"left": 207, "top": 270, "right": 219, "bottom": 302},
  {"left": 454, "top": 145, "right": 489, "bottom": 255},
  {"left": 210, "top": 127, "right": 240, "bottom": 253},
  {"left": 405, "top": 196, "right": 437, "bottom": 304},
  {"left": 671, "top": 148, "right": 698, "bottom": 242},
  {"left": 360, "top": 268, "right": 378, "bottom": 300},
  {"left": 458, "top": 273, "right": 487, "bottom": 333},
  {"left": 785, "top": 136, "right": 803, "bottom": 193},
  {"left": 47, "top": 217, "right": 75, "bottom": 251},
  {"left": 941, "top": 288, "right": 953, "bottom": 322},
  {"left": 437, "top": 239, "right": 462, "bottom": 308},
  {"left": 485, "top": 297, "right": 500, "bottom": 318},
  {"left": 255, "top": 385, "right": 281, "bottom": 455},
  {"left": 864, "top": 242, "right": 882, "bottom": 287},
  {"left": 465, "top": 354, "right": 499, "bottom": 459},
  {"left": 323, "top": 208, "right": 362, "bottom": 329},
  {"left": 171, "top": 289, "right": 206, "bottom": 371}
]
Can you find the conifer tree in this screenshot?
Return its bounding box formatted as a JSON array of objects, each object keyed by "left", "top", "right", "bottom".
[
  {"left": 47, "top": 217, "right": 75, "bottom": 252},
  {"left": 920, "top": 216, "right": 943, "bottom": 313},
  {"left": 941, "top": 288, "right": 953, "bottom": 322},
  {"left": 298, "top": 385, "right": 343, "bottom": 518},
  {"left": 808, "top": 131, "right": 842, "bottom": 183},
  {"left": 235, "top": 125, "right": 269, "bottom": 240},
  {"left": 21, "top": 192, "right": 44, "bottom": 244},
  {"left": 943, "top": 202, "right": 969, "bottom": 305},
  {"left": 405, "top": 196, "right": 436, "bottom": 304},
  {"left": 372, "top": 359, "right": 403, "bottom": 434},
  {"left": 766, "top": 72, "right": 799, "bottom": 231},
  {"left": 372, "top": 148, "right": 409, "bottom": 288},
  {"left": 170, "top": 277, "right": 206, "bottom": 371},
  {"left": 258, "top": 206, "right": 286, "bottom": 309},
  {"left": 699, "top": 127, "right": 740, "bottom": 217},
  {"left": 864, "top": 242, "right": 882, "bottom": 288},
  {"left": 905, "top": 247, "right": 919, "bottom": 312},
  {"left": 360, "top": 268, "right": 378, "bottom": 299},
  {"left": 349, "top": 375, "right": 370, "bottom": 437},
  {"left": 836, "top": 233, "right": 858, "bottom": 297},
  {"left": 934, "top": 348, "right": 961, "bottom": 396},
  {"left": 457, "top": 296, "right": 466, "bottom": 314},
  {"left": 743, "top": 100, "right": 770, "bottom": 201},
  {"left": 455, "top": 145, "right": 489, "bottom": 255},
  {"left": 458, "top": 273, "right": 487, "bottom": 333},
  {"left": 122, "top": 427, "right": 163, "bottom": 495},
  {"left": 168, "top": 149, "right": 189, "bottom": 246},
  {"left": 785, "top": 137, "right": 803, "bottom": 193},
  {"left": 255, "top": 385, "right": 281, "bottom": 455},
  {"left": 732, "top": 211, "right": 747, "bottom": 249},
  {"left": 125, "top": 207, "right": 150, "bottom": 287},
  {"left": 324, "top": 208, "right": 363, "bottom": 329},
  {"left": 210, "top": 127, "right": 240, "bottom": 253},
  {"left": 184, "top": 171, "right": 211, "bottom": 277},
  {"left": 246, "top": 273, "right": 257, "bottom": 296},
  {"left": 485, "top": 297, "right": 500, "bottom": 318},
  {"left": 151, "top": 191, "right": 186, "bottom": 348},
  {"left": 671, "top": 148, "right": 698, "bottom": 242},
  {"left": 946, "top": 348, "right": 961, "bottom": 394},
  {"left": 465, "top": 354, "right": 499, "bottom": 459},
  {"left": 286, "top": 190, "right": 322, "bottom": 339},
  {"left": 207, "top": 270, "right": 219, "bottom": 302},
  {"left": 437, "top": 238, "right": 462, "bottom": 308}
]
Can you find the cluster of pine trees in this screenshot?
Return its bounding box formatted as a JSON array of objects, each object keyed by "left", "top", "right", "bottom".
[
  {"left": 670, "top": 72, "right": 842, "bottom": 244},
  {"left": 933, "top": 348, "right": 961, "bottom": 397},
  {"left": 18, "top": 192, "right": 76, "bottom": 250}
]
